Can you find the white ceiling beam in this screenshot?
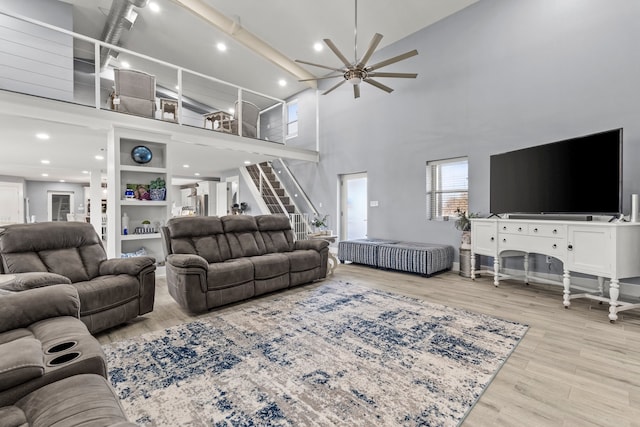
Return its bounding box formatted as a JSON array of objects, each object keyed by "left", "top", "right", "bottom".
[{"left": 172, "top": 0, "right": 318, "bottom": 90}]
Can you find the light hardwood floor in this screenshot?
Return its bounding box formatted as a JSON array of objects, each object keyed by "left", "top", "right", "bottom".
[{"left": 96, "top": 264, "right": 640, "bottom": 427}]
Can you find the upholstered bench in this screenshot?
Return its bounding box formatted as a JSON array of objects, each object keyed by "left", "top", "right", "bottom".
[
  {"left": 377, "top": 241, "right": 454, "bottom": 276},
  {"left": 337, "top": 238, "right": 398, "bottom": 266},
  {"left": 338, "top": 238, "right": 454, "bottom": 277}
]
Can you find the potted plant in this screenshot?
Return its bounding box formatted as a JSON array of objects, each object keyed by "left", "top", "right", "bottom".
[
  {"left": 149, "top": 177, "right": 166, "bottom": 201},
  {"left": 454, "top": 208, "right": 478, "bottom": 250},
  {"left": 310, "top": 214, "right": 328, "bottom": 234},
  {"left": 142, "top": 219, "right": 151, "bottom": 231}
]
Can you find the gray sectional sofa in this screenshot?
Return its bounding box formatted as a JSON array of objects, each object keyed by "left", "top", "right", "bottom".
[
  {"left": 161, "top": 214, "right": 329, "bottom": 313},
  {"left": 0, "top": 285, "right": 135, "bottom": 426}
]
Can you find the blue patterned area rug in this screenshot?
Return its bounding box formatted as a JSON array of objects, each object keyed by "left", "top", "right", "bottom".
[{"left": 104, "top": 280, "right": 528, "bottom": 426}]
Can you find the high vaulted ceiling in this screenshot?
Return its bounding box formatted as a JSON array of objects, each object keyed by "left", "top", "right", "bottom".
[{"left": 0, "top": 0, "right": 478, "bottom": 184}]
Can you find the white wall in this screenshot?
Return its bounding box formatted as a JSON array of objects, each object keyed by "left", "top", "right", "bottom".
[{"left": 0, "top": 0, "right": 74, "bottom": 101}]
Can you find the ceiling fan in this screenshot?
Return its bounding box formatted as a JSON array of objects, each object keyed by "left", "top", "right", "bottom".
[{"left": 295, "top": 0, "right": 418, "bottom": 99}]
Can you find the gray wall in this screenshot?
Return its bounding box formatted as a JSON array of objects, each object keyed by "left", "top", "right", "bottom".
[
  {"left": 26, "top": 181, "right": 86, "bottom": 223},
  {"left": 287, "top": 0, "right": 640, "bottom": 266}
]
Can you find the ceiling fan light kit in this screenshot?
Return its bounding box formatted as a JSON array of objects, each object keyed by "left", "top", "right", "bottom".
[{"left": 295, "top": 0, "right": 418, "bottom": 98}]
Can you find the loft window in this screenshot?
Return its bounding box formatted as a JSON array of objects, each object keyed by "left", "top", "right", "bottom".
[
  {"left": 426, "top": 157, "right": 468, "bottom": 220},
  {"left": 286, "top": 100, "right": 298, "bottom": 138}
]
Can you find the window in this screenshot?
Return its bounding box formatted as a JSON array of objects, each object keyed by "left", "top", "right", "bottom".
[
  {"left": 286, "top": 100, "right": 298, "bottom": 138},
  {"left": 426, "top": 157, "right": 468, "bottom": 220}
]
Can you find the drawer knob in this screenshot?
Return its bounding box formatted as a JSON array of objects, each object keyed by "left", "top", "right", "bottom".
[
  {"left": 568, "top": 244, "right": 573, "bottom": 251},
  {"left": 552, "top": 244, "right": 557, "bottom": 249},
  {"left": 503, "top": 238, "right": 506, "bottom": 243},
  {"left": 553, "top": 229, "right": 558, "bottom": 234},
  {"left": 518, "top": 227, "right": 522, "bottom": 232},
  {"left": 533, "top": 228, "right": 538, "bottom": 233},
  {"left": 503, "top": 226, "right": 507, "bottom": 230},
  {"left": 490, "top": 237, "right": 495, "bottom": 242}
]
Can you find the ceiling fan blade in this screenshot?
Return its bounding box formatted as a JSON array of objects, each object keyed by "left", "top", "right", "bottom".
[
  {"left": 367, "top": 72, "right": 418, "bottom": 79},
  {"left": 295, "top": 59, "right": 344, "bottom": 72},
  {"left": 324, "top": 38, "right": 353, "bottom": 68},
  {"left": 323, "top": 79, "right": 347, "bottom": 95},
  {"left": 366, "top": 49, "right": 418, "bottom": 72},
  {"left": 298, "top": 74, "right": 343, "bottom": 82},
  {"left": 356, "top": 33, "right": 383, "bottom": 68},
  {"left": 363, "top": 78, "right": 394, "bottom": 93},
  {"left": 354, "top": 84, "right": 360, "bottom": 99}
]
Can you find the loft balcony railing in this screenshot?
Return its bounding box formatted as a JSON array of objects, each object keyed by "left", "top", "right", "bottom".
[{"left": 0, "top": 9, "right": 290, "bottom": 143}]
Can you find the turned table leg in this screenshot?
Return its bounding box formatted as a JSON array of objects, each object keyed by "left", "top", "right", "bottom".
[{"left": 562, "top": 269, "right": 571, "bottom": 308}]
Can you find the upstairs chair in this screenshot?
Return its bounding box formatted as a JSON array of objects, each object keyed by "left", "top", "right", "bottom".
[
  {"left": 0, "top": 222, "right": 156, "bottom": 334},
  {"left": 112, "top": 68, "right": 157, "bottom": 118},
  {"left": 231, "top": 100, "right": 260, "bottom": 138}
]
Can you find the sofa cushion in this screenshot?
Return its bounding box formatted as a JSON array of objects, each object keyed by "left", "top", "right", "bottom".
[
  {"left": 73, "top": 276, "right": 140, "bottom": 316},
  {"left": 250, "top": 253, "right": 289, "bottom": 280},
  {"left": 0, "top": 337, "right": 43, "bottom": 393},
  {"left": 166, "top": 217, "right": 232, "bottom": 263},
  {"left": 0, "top": 223, "right": 106, "bottom": 282},
  {"left": 207, "top": 258, "right": 254, "bottom": 290},
  {"left": 14, "top": 374, "right": 135, "bottom": 426},
  {"left": 256, "top": 214, "right": 296, "bottom": 253},
  {"left": 222, "top": 216, "right": 266, "bottom": 258},
  {"left": 0, "top": 272, "right": 71, "bottom": 291},
  {"left": 285, "top": 249, "right": 322, "bottom": 273}
]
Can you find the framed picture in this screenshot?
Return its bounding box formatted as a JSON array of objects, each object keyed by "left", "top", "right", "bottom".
[{"left": 126, "top": 184, "right": 150, "bottom": 200}]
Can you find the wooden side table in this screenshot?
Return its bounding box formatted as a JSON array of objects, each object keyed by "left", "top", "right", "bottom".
[{"left": 203, "top": 111, "right": 234, "bottom": 133}]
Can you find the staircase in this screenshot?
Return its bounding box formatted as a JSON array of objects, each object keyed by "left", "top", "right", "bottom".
[
  {"left": 245, "top": 161, "right": 314, "bottom": 240},
  {"left": 246, "top": 162, "right": 295, "bottom": 214}
]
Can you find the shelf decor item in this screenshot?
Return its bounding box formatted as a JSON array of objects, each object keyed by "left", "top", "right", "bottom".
[
  {"left": 131, "top": 145, "right": 153, "bottom": 164},
  {"left": 149, "top": 177, "right": 166, "bottom": 201},
  {"left": 454, "top": 208, "right": 478, "bottom": 250}
]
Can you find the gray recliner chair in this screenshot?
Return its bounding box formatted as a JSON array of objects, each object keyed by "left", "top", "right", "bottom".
[
  {"left": 0, "top": 221, "right": 156, "bottom": 334},
  {"left": 112, "top": 68, "right": 157, "bottom": 118}
]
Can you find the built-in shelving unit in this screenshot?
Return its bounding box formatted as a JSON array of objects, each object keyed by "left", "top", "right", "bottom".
[{"left": 107, "top": 127, "right": 171, "bottom": 262}]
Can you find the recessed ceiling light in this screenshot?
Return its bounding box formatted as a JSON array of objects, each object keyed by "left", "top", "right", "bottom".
[
  {"left": 278, "top": 79, "right": 287, "bottom": 87},
  {"left": 95, "top": 155, "right": 104, "bottom": 160},
  {"left": 194, "top": 172, "right": 200, "bottom": 176},
  {"left": 183, "top": 164, "right": 190, "bottom": 168},
  {"left": 36, "top": 133, "right": 50, "bottom": 140},
  {"left": 41, "top": 173, "right": 48, "bottom": 177},
  {"left": 216, "top": 42, "right": 227, "bottom": 52},
  {"left": 228, "top": 108, "right": 235, "bottom": 114},
  {"left": 59, "top": 179, "right": 65, "bottom": 183},
  {"left": 82, "top": 170, "right": 89, "bottom": 174},
  {"left": 102, "top": 189, "right": 108, "bottom": 194},
  {"left": 41, "top": 159, "right": 50, "bottom": 164},
  {"left": 314, "top": 42, "right": 323, "bottom": 52},
  {"left": 175, "top": 85, "right": 180, "bottom": 90},
  {"left": 121, "top": 61, "right": 130, "bottom": 69},
  {"left": 244, "top": 160, "right": 251, "bottom": 165},
  {"left": 149, "top": 2, "right": 160, "bottom": 12}
]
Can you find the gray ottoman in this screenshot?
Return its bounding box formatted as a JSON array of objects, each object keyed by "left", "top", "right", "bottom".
[
  {"left": 378, "top": 242, "right": 455, "bottom": 276},
  {"left": 338, "top": 238, "right": 398, "bottom": 266}
]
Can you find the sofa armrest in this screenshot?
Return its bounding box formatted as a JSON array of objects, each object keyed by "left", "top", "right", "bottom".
[
  {"left": 0, "top": 337, "right": 44, "bottom": 393},
  {"left": 166, "top": 254, "right": 208, "bottom": 270},
  {"left": 0, "top": 284, "right": 80, "bottom": 333},
  {"left": 0, "top": 272, "right": 71, "bottom": 291},
  {"left": 99, "top": 256, "right": 156, "bottom": 276},
  {"left": 294, "top": 239, "right": 329, "bottom": 251}
]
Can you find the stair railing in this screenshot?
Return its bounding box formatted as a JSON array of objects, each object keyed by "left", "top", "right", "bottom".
[
  {"left": 252, "top": 163, "right": 290, "bottom": 215},
  {"left": 270, "top": 159, "right": 318, "bottom": 217}
]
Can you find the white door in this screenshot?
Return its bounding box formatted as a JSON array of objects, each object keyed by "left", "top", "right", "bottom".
[
  {"left": 0, "top": 182, "right": 24, "bottom": 224},
  {"left": 48, "top": 191, "right": 75, "bottom": 221},
  {"left": 216, "top": 182, "right": 229, "bottom": 216},
  {"left": 340, "top": 173, "right": 367, "bottom": 240}
]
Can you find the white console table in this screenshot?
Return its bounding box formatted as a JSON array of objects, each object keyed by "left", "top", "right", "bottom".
[{"left": 470, "top": 218, "right": 640, "bottom": 322}]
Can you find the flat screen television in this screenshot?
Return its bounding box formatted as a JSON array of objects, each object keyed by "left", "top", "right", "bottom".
[{"left": 490, "top": 128, "right": 622, "bottom": 216}]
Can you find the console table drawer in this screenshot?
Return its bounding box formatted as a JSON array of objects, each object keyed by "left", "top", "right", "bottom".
[
  {"left": 528, "top": 223, "right": 566, "bottom": 238},
  {"left": 499, "top": 222, "right": 529, "bottom": 234},
  {"left": 500, "top": 235, "right": 565, "bottom": 256}
]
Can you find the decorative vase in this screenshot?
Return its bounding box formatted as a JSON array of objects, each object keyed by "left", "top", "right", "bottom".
[
  {"left": 460, "top": 231, "right": 471, "bottom": 250},
  {"left": 149, "top": 188, "right": 166, "bottom": 201}
]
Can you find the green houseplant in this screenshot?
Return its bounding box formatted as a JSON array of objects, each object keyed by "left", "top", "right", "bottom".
[
  {"left": 454, "top": 208, "right": 478, "bottom": 250},
  {"left": 149, "top": 177, "right": 166, "bottom": 201}
]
